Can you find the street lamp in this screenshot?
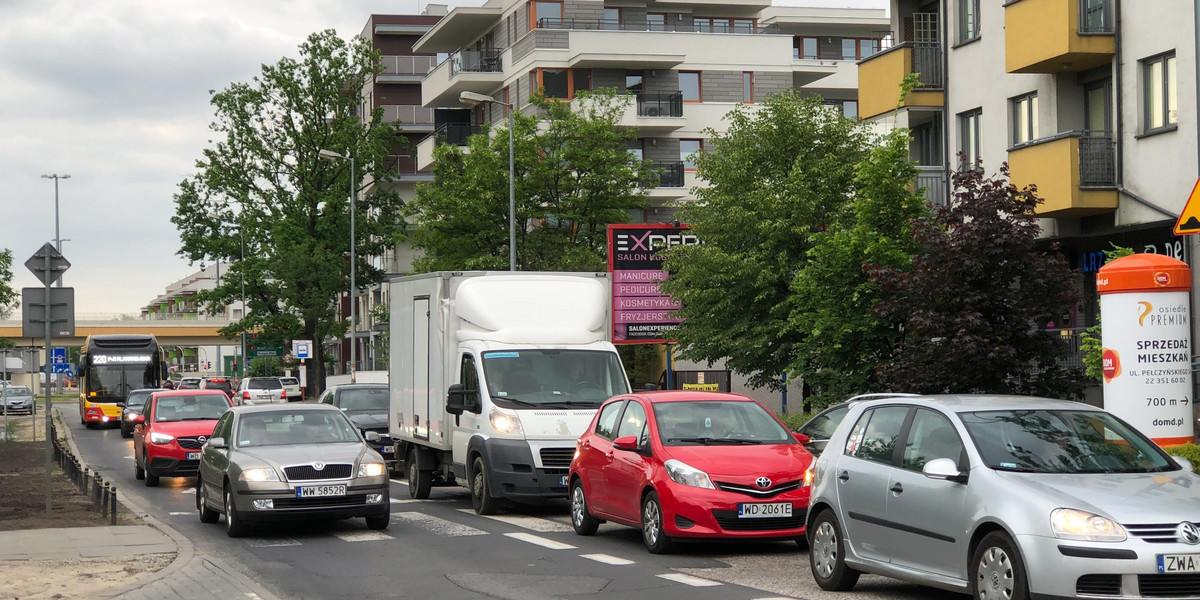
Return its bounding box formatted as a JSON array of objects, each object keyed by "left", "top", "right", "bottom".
[
  {"left": 40, "top": 174, "right": 70, "bottom": 287},
  {"left": 459, "top": 91, "right": 516, "bottom": 271},
  {"left": 318, "top": 148, "right": 358, "bottom": 379}
]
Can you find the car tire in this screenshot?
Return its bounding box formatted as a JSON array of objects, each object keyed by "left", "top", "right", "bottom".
[
  {"left": 134, "top": 454, "right": 145, "bottom": 481},
  {"left": 224, "top": 487, "right": 247, "bottom": 538},
  {"left": 120, "top": 425, "right": 132, "bottom": 439},
  {"left": 470, "top": 456, "right": 498, "bottom": 515},
  {"left": 365, "top": 515, "right": 390, "bottom": 530},
  {"left": 570, "top": 479, "right": 600, "bottom": 536},
  {"left": 641, "top": 491, "right": 674, "bottom": 554},
  {"left": 407, "top": 448, "right": 432, "bottom": 499},
  {"left": 144, "top": 460, "right": 160, "bottom": 487},
  {"left": 971, "top": 532, "right": 1029, "bottom": 600},
  {"left": 809, "top": 509, "right": 860, "bottom": 591},
  {"left": 197, "top": 477, "right": 219, "bottom": 524}
]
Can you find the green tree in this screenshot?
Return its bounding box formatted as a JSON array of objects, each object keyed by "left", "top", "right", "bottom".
[
  {"left": 172, "top": 30, "right": 405, "bottom": 397},
  {"left": 248, "top": 356, "right": 284, "bottom": 377},
  {"left": 660, "top": 91, "right": 872, "bottom": 390},
  {"left": 407, "top": 89, "right": 655, "bottom": 272},
  {"left": 368, "top": 302, "right": 389, "bottom": 369},
  {"left": 1079, "top": 245, "right": 1134, "bottom": 379},
  {"left": 0, "top": 249, "right": 16, "bottom": 319},
  {"left": 868, "top": 164, "right": 1087, "bottom": 398}
]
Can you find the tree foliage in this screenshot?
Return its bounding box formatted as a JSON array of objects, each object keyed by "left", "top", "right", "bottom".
[
  {"left": 0, "top": 249, "right": 16, "bottom": 320},
  {"left": 407, "top": 89, "right": 655, "bottom": 272},
  {"left": 868, "top": 164, "right": 1087, "bottom": 398},
  {"left": 660, "top": 91, "right": 872, "bottom": 390},
  {"left": 1079, "top": 244, "right": 1134, "bottom": 379},
  {"left": 172, "top": 30, "right": 404, "bottom": 396},
  {"left": 248, "top": 356, "right": 284, "bottom": 377}
]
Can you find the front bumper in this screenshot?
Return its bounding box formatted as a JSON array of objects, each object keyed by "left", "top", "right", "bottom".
[
  {"left": 657, "top": 480, "right": 809, "bottom": 540},
  {"left": 482, "top": 439, "right": 572, "bottom": 501},
  {"left": 83, "top": 404, "right": 123, "bottom": 423},
  {"left": 1021, "top": 532, "right": 1200, "bottom": 598},
  {"left": 233, "top": 480, "right": 390, "bottom": 521},
  {"left": 3, "top": 401, "right": 33, "bottom": 414}
]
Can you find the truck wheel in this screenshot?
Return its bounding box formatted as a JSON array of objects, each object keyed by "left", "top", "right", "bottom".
[
  {"left": 407, "top": 448, "right": 432, "bottom": 499},
  {"left": 470, "top": 456, "right": 498, "bottom": 515}
]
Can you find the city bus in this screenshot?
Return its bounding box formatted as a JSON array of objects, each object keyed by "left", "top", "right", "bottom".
[{"left": 78, "top": 334, "right": 167, "bottom": 428}]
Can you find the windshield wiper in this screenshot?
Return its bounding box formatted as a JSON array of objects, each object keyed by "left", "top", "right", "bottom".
[
  {"left": 181, "top": 417, "right": 220, "bottom": 421},
  {"left": 537, "top": 400, "right": 602, "bottom": 409},
  {"left": 667, "top": 437, "right": 764, "bottom": 445},
  {"left": 991, "top": 465, "right": 1038, "bottom": 473},
  {"left": 491, "top": 395, "right": 537, "bottom": 407}
]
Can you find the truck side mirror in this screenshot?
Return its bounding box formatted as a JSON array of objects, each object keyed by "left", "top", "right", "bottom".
[{"left": 447, "top": 384, "right": 481, "bottom": 415}]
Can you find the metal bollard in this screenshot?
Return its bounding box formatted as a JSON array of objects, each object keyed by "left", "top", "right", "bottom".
[
  {"left": 93, "top": 475, "right": 104, "bottom": 509},
  {"left": 82, "top": 468, "right": 90, "bottom": 495},
  {"left": 110, "top": 486, "right": 117, "bottom": 525},
  {"left": 102, "top": 483, "right": 111, "bottom": 517}
]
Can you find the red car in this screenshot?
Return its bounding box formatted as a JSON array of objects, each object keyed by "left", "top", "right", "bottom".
[
  {"left": 133, "top": 390, "right": 233, "bottom": 487},
  {"left": 568, "top": 391, "right": 814, "bottom": 553}
]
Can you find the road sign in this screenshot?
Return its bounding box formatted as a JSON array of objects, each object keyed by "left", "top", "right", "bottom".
[
  {"left": 24, "top": 243, "right": 70, "bottom": 286},
  {"left": 292, "top": 340, "right": 312, "bottom": 360},
  {"left": 51, "top": 364, "right": 71, "bottom": 374},
  {"left": 1173, "top": 178, "right": 1200, "bottom": 234},
  {"left": 244, "top": 333, "right": 284, "bottom": 358},
  {"left": 51, "top": 348, "right": 65, "bottom": 364},
  {"left": 21, "top": 287, "right": 76, "bottom": 338}
]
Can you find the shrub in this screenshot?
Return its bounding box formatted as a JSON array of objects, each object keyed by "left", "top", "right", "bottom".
[
  {"left": 1164, "top": 444, "right": 1200, "bottom": 473},
  {"left": 777, "top": 412, "right": 816, "bottom": 432}
]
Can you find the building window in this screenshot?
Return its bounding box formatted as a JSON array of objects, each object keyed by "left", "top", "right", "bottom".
[
  {"left": 628, "top": 140, "right": 644, "bottom": 162},
  {"left": 1010, "top": 93, "right": 1038, "bottom": 146},
  {"left": 679, "top": 71, "right": 702, "bottom": 102},
  {"left": 537, "top": 68, "right": 591, "bottom": 99},
  {"left": 1143, "top": 52, "right": 1177, "bottom": 133},
  {"left": 693, "top": 17, "right": 755, "bottom": 33},
  {"left": 680, "top": 139, "right": 703, "bottom": 170},
  {"left": 530, "top": 1, "right": 562, "bottom": 28},
  {"left": 626, "top": 71, "right": 644, "bottom": 95},
  {"left": 958, "top": 0, "right": 980, "bottom": 43},
  {"left": 913, "top": 120, "right": 943, "bottom": 166},
  {"left": 603, "top": 7, "right": 621, "bottom": 30},
  {"left": 959, "top": 108, "right": 982, "bottom": 169},
  {"left": 823, "top": 100, "right": 858, "bottom": 119},
  {"left": 647, "top": 13, "right": 667, "bottom": 31},
  {"left": 742, "top": 72, "right": 753, "bottom": 103},
  {"left": 796, "top": 37, "right": 818, "bottom": 60}
]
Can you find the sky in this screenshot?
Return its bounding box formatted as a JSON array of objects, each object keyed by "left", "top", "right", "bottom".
[{"left": 0, "top": 0, "right": 886, "bottom": 315}]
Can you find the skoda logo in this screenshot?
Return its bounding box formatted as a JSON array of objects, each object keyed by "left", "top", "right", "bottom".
[
  {"left": 755, "top": 476, "right": 772, "bottom": 489},
  {"left": 1177, "top": 522, "right": 1200, "bottom": 545},
  {"left": 313, "top": 462, "right": 326, "bottom": 471},
  {"left": 197, "top": 436, "right": 207, "bottom": 445}
]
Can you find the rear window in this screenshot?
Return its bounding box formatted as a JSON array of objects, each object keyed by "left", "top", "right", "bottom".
[
  {"left": 279, "top": 378, "right": 299, "bottom": 386},
  {"left": 249, "top": 379, "right": 282, "bottom": 390}
]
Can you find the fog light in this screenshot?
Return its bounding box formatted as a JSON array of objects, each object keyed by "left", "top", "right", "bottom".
[
  {"left": 101, "top": 416, "right": 110, "bottom": 423},
  {"left": 253, "top": 499, "right": 274, "bottom": 510},
  {"left": 366, "top": 494, "right": 383, "bottom": 504}
]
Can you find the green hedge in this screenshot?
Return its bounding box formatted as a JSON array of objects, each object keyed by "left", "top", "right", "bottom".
[
  {"left": 777, "top": 412, "right": 816, "bottom": 432},
  {"left": 1164, "top": 444, "right": 1200, "bottom": 473}
]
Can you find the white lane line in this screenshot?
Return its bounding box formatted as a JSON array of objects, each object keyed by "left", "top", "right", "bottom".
[
  {"left": 392, "top": 497, "right": 458, "bottom": 504},
  {"left": 179, "top": 487, "right": 195, "bottom": 494},
  {"left": 245, "top": 538, "right": 301, "bottom": 547},
  {"left": 123, "top": 456, "right": 135, "bottom": 461},
  {"left": 168, "top": 512, "right": 192, "bottom": 516},
  {"left": 390, "top": 479, "right": 408, "bottom": 485},
  {"left": 504, "top": 532, "right": 577, "bottom": 550},
  {"left": 459, "top": 510, "right": 574, "bottom": 533},
  {"left": 331, "top": 530, "right": 392, "bottom": 542},
  {"left": 580, "top": 553, "right": 635, "bottom": 565},
  {"left": 657, "top": 573, "right": 722, "bottom": 587},
  {"left": 751, "top": 597, "right": 797, "bottom": 600},
  {"left": 391, "top": 512, "right": 488, "bottom": 536}
]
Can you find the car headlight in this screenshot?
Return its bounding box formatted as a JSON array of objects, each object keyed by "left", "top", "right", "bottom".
[
  {"left": 149, "top": 432, "right": 175, "bottom": 445},
  {"left": 489, "top": 408, "right": 523, "bottom": 435},
  {"left": 358, "top": 462, "right": 386, "bottom": 477},
  {"left": 239, "top": 468, "right": 281, "bottom": 482},
  {"left": 1051, "top": 508, "right": 1127, "bottom": 542},
  {"left": 664, "top": 459, "right": 715, "bottom": 489}
]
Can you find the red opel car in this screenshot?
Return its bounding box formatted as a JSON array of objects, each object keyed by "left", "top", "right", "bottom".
[
  {"left": 568, "top": 391, "right": 814, "bottom": 553},
  {"left": 133, "top": 390, "right": 233, "bottom": 487}
]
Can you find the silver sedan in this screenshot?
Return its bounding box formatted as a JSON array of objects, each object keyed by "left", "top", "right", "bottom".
[
  {"left": 196, "top": 404, "right": 390, "bottom": 537},
  {"left": 807, "top": 394, "right": 1200, "bottom": 600}
]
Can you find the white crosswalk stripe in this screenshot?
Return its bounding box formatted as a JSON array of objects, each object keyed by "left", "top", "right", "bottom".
[
  {"left": 391, "top": 512, "right": 488, "bottom": 536},
  {"left": 580, "top": 553, "right": 635, "bottom": 565},
  {"left": 504, "top": 532, "right": 577, "bottom": 550},
  {"left": 657, "top": 573, "right": 722, "bottom": 587},
  {"left": 245, "top": 538, "right": 301, "bottom": 547},
  {"left": 459, "top": 510, "right": 575, "bottom": 532},
  {"left": 331, "top": 530, "right": 392, "bottom": 542}
]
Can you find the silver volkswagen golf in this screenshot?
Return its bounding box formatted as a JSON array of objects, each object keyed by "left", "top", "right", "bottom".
[{"left": 807, "top": 394, "right": 1200, "bottom": 600}]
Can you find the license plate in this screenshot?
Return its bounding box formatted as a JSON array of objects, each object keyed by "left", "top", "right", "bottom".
[
  {"left": 738, "top": 502, "right": 793, "bottom": 518},
  {"left": 380, "top": 445, "right": 393, "bottom": 454},
  {"left": 1158, "top": 554, "right": 1200, "bottom": 573},
  {"left": 297, "top": 484, "right": 347, "bottom": 498},
  {"left": 186, "top": 452, "right": 201, "bottom": 460},
  {"left": 559, "top": 476, "right": 569, "bottom": 486}
]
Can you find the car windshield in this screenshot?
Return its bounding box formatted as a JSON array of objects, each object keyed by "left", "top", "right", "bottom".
[
  {"left": 248, "top": 379, "right": 281, "bottom": 390},
  {"left": 655, "top": 400, "right": 794, "bottom": 445},
  {"left": 235, "top": 411, "right": 360, "bottom": 447},
  {"left": 481, "top": 349, "right": 630, "bottom": 408},
  {"left": 3, "top": 387, "right": 32, "bottom": 398},
  {"left": 125, "top": 390, "right": 157, "bottom": 407},
  {"left": 337, "top": 388, "right": 388, "bottom": 411},
  {"left": 960, "top": 409, "right": 1176, "bottom": 474},
  {"left": 153, "top": 395, "right": 230, "bottom": 422}
]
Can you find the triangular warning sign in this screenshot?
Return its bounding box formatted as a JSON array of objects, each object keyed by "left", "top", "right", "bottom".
[{"left": 1174, "top": 177, "right": 1200, "bottom": 234}]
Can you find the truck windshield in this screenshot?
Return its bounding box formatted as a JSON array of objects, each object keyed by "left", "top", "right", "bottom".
[{"left": 482, "top": 350, "right": 629, "bottom": 408}]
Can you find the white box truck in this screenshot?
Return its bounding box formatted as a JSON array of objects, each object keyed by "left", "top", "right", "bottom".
[{"left": 389, "top": 271, "right": 630, "bottom": 514}]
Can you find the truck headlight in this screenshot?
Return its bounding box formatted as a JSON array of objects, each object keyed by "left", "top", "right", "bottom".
[
  {"left": 358, "top": 462, "right": 386, "bottom": 477},
  {"left": 239, "top": 468, "right": 281, "bottom": 482},
  {"left": 149, "top": 432, "right": 175, "bottom": 445},
  {"left": 1051, "top": 508, "right": 1126, "bottom": 542},
  {"left": 664, "top": 459, "right": 715, "bottom": 489},
  {"left": 489, "top": 409, "right": 523, "bottom": 435}
]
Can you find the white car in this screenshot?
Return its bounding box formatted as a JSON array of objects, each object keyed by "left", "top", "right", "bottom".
[
  {"left": 278, "top": 377, "right": 302, "bottom": 401},
  {"left": 235, "top": 377, "right": 286, "bottom": 405}
]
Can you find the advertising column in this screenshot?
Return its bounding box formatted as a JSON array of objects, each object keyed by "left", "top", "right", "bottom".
[{"left": 1098, "top": 254, "right": 1194, "bottom": 446}]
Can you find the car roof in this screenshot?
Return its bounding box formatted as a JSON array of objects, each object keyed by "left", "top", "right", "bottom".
[
  {"left": 854, "top": 394, "right": 1096, "bottom": 412},
  {"left": 203, "top": 377, "right": 229, "bottom": 381},
  {"left": 616, "top": 390, "right": 757, "bottom": 404},
  {"left": 335, "top": 383, "right": 387, "bottom": 390},
  {"left": 230, "top": 403, "right": 340, "bottom": 415},
  {"left": 152, "top": 389, "right": 230, "bottom": 398}
]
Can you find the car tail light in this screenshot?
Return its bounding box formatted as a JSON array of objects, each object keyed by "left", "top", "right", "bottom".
[
  {"left": 242, "top": 391, "right": 250, "bottom": 400},
  {"left": 281, "top": 389, "right": 287, "bottom": 400}
]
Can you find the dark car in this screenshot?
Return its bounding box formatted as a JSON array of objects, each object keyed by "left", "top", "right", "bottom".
[
  {"left": 794, "top": 393, "right": 918, "bottom": 457},
  {"left": 317, "top": 384, "right": 395, "bottom": 473},
  {"left": 121, "top": 388, "right": 166, "bottom": 438},
  {"left": 200, "top": 377, "right": 234, "bottom": 399}
]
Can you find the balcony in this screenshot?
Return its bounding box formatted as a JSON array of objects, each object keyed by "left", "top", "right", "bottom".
[
  {"left": 640, "top": 161, "right": 685, "bottom": 189},
  {"left": 1005, "top": 0, "right": 1115, "bottom": 74},
  {"left": 1008, "top": 131, "right": 1117, "bottom": 217},
  {"left": 416, "top": 123, "right": 480, "bottom": 170},
  {"left": 377, "top": 55, "right": 438, "bottom": 83},
  {"left": 379, "top": 105, "right": 434, "bottom": 131},
  {"left": 421, "top": 49, "right": 505, "bottom": 107},
  {"left": 637, "top": 92, "right": 683, "bottom": 118},
  {"left": 857, "top": 42, "right": 944, "bottom": 120},
  {"left": 510, "top": 25, "right": 791, "bottom": 72},
  {"left": 534, "top": 18, "right": 780, "bottom": 35},
  {"left": 915, "top": 166, "right": 948, "bottom": 207}
]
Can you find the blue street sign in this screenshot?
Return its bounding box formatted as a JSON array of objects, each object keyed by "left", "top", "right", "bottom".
[
  {"left": 51, "top": 347, "right": 66, "bottom": 364},
  {"left": 51, "top": 364, "right": 72, "bottom": 374}
]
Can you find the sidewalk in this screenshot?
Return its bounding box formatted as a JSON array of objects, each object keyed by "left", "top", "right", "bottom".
[{"left": 0, "top": 408, "right": 281, "bottom": 600}]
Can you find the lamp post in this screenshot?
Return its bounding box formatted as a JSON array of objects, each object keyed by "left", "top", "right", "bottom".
[
  {"left": 40, "top": 174, "right": 70, "bottom": 287},
  {"left": 318, "top": 149, "right": 358, "bottom": 380},
  {"left": 459, "top": 91, "right": 516, "bottom": 271},
  {"left": 240, "top": 225, "right": 246, "bottom": 380}
]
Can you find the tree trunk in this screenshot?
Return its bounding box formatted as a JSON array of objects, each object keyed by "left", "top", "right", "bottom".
[{"left": 305, "top": 318, "right": 325, "bottom": 399}]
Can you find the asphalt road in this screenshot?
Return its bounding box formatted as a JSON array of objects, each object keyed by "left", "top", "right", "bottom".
[{"left": 62, "top": 403, "right": 966, "bottom": 600}]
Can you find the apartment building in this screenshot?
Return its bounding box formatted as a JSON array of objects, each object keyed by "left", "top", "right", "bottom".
[
  {"left": 140, "top": 263, "right": 246, "bottom": 376},
  {"left": 858, "top": 0, "right": 1198, "bottom": 339}
]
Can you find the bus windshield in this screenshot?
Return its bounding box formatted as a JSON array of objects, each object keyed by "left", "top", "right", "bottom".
[{"left": 84, "top": 363, "right": 157, "bottom": 403}]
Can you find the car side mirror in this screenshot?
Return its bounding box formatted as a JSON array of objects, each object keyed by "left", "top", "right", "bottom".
[
  {"left": 132, "top": 414, "right": 145, "bottom": 424},
  {"left": 207, "top": 437, "right": 227, "bottom": 449},
  {"left": 613, "top": 435, "right": 639, "bottom": 451},
  {"left": 365, "top": 431, "right": 381, "bottom": 442},
  {"left": 643, "top": 383, "right": 659, "bottom": 391},
  {"left": 922, "top": 457, "right": 967, "bottom": 483},
  {"left": 1174, "top": 456, "right": 1194, "bottom": 472},
  {"left": 447, "top": 383, "right": 481, "bottom": 415},
  {"left": 793, "top": 432, "right": 811, "bottom": 445}
]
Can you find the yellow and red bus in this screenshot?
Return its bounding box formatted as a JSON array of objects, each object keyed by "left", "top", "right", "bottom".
[{"left": 78, "top": 334, "right": 166, "bottom": 428}]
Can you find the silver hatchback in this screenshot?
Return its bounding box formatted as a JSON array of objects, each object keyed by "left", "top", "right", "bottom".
[{"left": 807, "top": 394, "right": 1200, "bottom": 600}]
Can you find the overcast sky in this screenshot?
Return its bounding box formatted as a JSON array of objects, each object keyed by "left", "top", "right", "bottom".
[{"left": 0, "top": 0, "right": 886, "bottom": 315}]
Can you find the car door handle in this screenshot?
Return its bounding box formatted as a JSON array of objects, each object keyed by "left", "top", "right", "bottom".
[
  {"left": 889, "top": 483, "right": 903, "bottom": 493},
  {"left": 837, "top": 470, "right": 849, "bottom": 482}
]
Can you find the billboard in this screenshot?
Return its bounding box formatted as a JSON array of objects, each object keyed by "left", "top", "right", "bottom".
[{"left": 607, "top": 224, "right": 699, "bottom": 344}]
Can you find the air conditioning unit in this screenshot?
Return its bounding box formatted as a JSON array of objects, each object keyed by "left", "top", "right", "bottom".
[{"left": 645, "top": 106, "right": 662, "bottom": 117}]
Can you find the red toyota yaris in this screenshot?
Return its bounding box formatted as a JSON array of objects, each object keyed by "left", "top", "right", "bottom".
[
  {"left": 568, "top": 391, "right": 813, "bottom": 553},
  {"left": 133, "top": 390, "right": 233, "bottom": 487}
]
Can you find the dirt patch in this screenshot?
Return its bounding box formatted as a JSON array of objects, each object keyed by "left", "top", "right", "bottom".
[{"left": 3, "top": 553, "right": 176, "bottom": 600}]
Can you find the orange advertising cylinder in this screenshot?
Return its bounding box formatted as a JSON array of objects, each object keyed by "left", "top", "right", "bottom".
[{"left": 1097, "top": 254, "right": 1194, "bottom": 446}]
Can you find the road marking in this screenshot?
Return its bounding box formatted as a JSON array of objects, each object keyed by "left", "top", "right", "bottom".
[
  {"left": 504, "top": 532, "right": 577, "bottom": 550},
  {"left": 391, "top": 512, "right": 487, "bottom": 536},
  {"left": 180, "top": 487, "right": 195, "bottom": 494},
  {"left": 460, "top": 510, "right": 574, "bottom": 533},
  {"left": 331, "top": 530, "right": 392, "bottom": 543},
  {"left": 580, "top": 553, "right": 635, "bottom": 565},
  {"left": 657, "top": 574, "right": 722, "bottom": 587},
  {"left": 245, "top": 538, "right": 301, "bottom": 547},
  {"left": 751, "top": 597, "right": 797, "bottom": 600},
  {"left": 390, "top": 479, "right": 408, "bottom": 485},
  {"left": 168, "top": 512, "right": 192, "bottom": 516}
]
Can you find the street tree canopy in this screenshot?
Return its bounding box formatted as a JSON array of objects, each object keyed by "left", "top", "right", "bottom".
[
  {"left": 172, "top": 30, "right": 404, "bottom": 394},
  {"left": 0, "top": 248, "right": 16, "bottom": 320},
  {"left": 406, "top": 89, "right": 657, "bottom": 272}
]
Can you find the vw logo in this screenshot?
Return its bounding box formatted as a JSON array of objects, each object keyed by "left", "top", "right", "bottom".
[
  {"left": 1177, "top": 522, "right": 1200, "bottom": 545},
  {"left": 755, "top": 476, "right": 772, "bottom": 489},
  {"left": 313, "top": 462, "right": 326, "bottom": 471},
  {"left": 197, "top": 436, "right": 207, "bottom": 445}
]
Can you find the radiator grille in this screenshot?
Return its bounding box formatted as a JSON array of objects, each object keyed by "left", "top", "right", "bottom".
[
  {"left": 1139, "top": 573, "right": 1200, "bottom": 597},
  {"left": 714, "top": 479, "right": 802, "bottom": 498},
  {"left": 272, "top": 495, "right": 368, "bottom": 509},
  {"left": 283, "top": 464, "right": 352, "bottom": 481},
  {"left": 712, "top": 508, "right": 806, "bottom": 532},
  {"left": 1125, "top": 522, "right": 1196, "bottom": 544},
  {"left": 176, "top": 437, "right": 205, "bottom": 449},
  {"left": 539, "top": 447, "right": 575, "bottom": 468}
]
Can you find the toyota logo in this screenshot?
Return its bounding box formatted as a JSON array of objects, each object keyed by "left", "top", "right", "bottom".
[
  {"left": 313, "top": 462, "right": 326, "bottom": 471},
  {"left": 755, "top": 476, "right": 772, "bottom": 489},
  {"left": 1177, "top": 522, "right": 1200, "bottom": 545}
]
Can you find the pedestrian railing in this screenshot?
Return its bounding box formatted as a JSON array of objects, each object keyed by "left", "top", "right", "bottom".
[{"left": 51, "top": 422, "right": 118, "bottom": 524}]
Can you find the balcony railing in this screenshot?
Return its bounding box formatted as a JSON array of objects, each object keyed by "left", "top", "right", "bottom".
[
  {"left": 536, "top": 18, "right": 781, "bottom": 34},
  {"left": 1079, "top": 131, "right": 1115, "bottom": 186},
  {"left": 637, "top": 92, "right": 683, "bottom": 117},
  {"left": 916, "top": 167, "right": 948, "bottom": 207},
  {"left": 428, "top": 123, "right": 481, "bottom": 146},
  {"left": 911, "top": 41, "right": 944, "bottom": 88},
  {"left": 381, "top": 105, "right": 434, "bottom": 126},
  {"left": 641, "top": 161, "right": 685, "bottom": 188},
  {"left": 380, "top": 55, "right": 438, "bottom": 76},
  {"left": 449, "top": 49, "right": 502, "bottom": 76},
  {"left": 1079, "top": 0, "right": 1113, "bottom": 33}
]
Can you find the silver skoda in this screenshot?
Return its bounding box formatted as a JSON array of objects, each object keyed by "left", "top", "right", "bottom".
[{"left": 807, "top": 395, "right": 1200, "bottom": 599}]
